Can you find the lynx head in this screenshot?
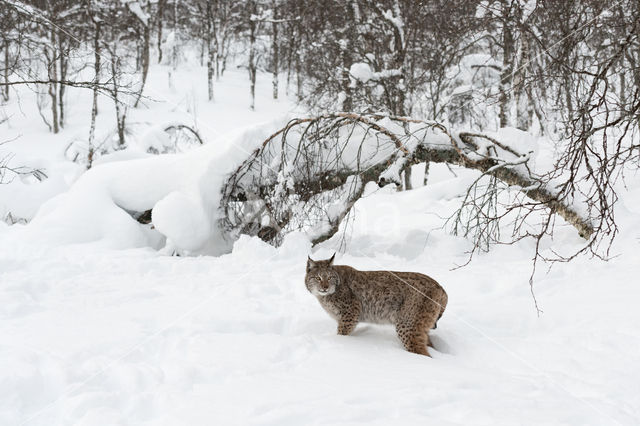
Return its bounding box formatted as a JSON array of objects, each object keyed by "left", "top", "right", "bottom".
[{"left": 305, "top": 253, "right": 340, "bottom": 296}]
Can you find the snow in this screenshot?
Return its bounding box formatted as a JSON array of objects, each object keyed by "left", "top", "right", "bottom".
[
  {"left": 2, "top": 163, "right": 640, "bottom": 424},
  {"left": 381, "top": 1, "right": 405, "bottom": 47},
  {"left": 11, "top": 118, "right": 291, "bottom": 254},
  {"left": 124, "top": 0, "right": 150, "bottom": 26},
  {"left": 349, "top": 62, "right": 374, "bottom": 85},
  {"left": 138, "top": 125, "right": 173, "bottom": 153},
  {"left": 349, "top": 63, "right": 403, "bottom": 87},
  {"left": 160, "top": 32, "right": 179, "bottom": 66},
  {"left": 0, "top": 57, "right": 297, "bottom": 228},
  {"left": 373, "top": 68, "right": 403, "bottom": 80},
  {"left": 490, "top": 126, "right": 540, "bottom": 166},
  {"left": 2, "top": 53, "right": 640, "bottom": 426},
  {"left": 152, "top": 191, "right": 210, "bottom": 252},
  {"left": 522, "top": 0, "right": 538, "bottom": 21}
]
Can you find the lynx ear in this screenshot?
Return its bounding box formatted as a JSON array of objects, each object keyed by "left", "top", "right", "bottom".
[
  {"left": 328, "top": 252, "right": 336, "bottom": 265},
  {"left": 307, "top": 256, "right": 316, "bottom": 272}
]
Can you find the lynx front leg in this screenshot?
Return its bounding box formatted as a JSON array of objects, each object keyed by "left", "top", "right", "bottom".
[{"left": 337, "top": 306, "right": 360, "bottom": 335}]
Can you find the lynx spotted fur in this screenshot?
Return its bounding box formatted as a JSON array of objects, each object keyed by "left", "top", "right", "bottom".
[{"left": 305, "top": 254, "right": 448, "bottom": 356}]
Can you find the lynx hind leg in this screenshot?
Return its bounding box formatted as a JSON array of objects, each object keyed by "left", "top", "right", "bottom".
[
  {"left": 395, "top": 320, "right": 429, "bottom": 356},
  {"left": 396, "top": 299, "right": 442, "bottom": 356}
]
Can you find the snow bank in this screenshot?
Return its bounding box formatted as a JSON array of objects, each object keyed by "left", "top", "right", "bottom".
[
  {"left": 152, "top": 191, "right": 211, "bottom": 252},
  {"left": 137, "top": 125, "right": 173, "bottom": 153},
  {"left": 2, "top": 162, "right": 639, "bottom": 425},
  {"left": 0, "top": 153, "right": 83, "bottom": 224},
  {"left": 14, "top": 117, "right": 291, "bottom": 254}
]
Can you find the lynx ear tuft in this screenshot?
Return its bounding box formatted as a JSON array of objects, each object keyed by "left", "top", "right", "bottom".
[
  {"left": 328, "top": 252, "right": 336, "bottom": 265},
  {"left": 307, "top": 256, "right": 316, "bottom": 272}
]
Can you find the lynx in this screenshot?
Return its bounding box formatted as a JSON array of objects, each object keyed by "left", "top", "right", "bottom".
[{"left": 305, "top": 254, "right": 448, "bottom": 356}]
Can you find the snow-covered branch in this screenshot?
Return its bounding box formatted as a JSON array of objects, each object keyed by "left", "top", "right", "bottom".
[
  {"left": 376, "top": 0, "right": 405, "bottom": 48},
  {"left": 124, "top": 0, "right": 150, "bottom": 26}
]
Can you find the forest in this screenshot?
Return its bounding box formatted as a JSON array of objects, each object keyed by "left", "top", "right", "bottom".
[
  {"left": 1, "top": 1, "right": 640, "bottom": 424},
  {"left": 2, "top": 0, "right": 639, "bottom": 262}
]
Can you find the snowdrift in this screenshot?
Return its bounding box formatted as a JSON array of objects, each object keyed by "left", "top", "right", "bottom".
[
  {"left": 14, "top": 118, "right": 291, "bottom": 255},
  {"left": 1, "top": 162, "right": 640, "bottom": 425}
]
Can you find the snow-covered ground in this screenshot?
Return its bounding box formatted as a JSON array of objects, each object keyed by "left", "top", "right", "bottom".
[
  {"left": 2, "top": 63, "right": 640, "bottom": 425},
  {"left": 0, "top": 62, "right": 298, "bottom": 223}
]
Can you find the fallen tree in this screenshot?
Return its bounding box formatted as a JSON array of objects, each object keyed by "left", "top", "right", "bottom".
[{"left": 220, "top": 113, "right": 596, "bottom": 258}]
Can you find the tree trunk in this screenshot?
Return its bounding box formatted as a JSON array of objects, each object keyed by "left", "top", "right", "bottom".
[
  {"left": 207, "top": 46, "right": 215, "bottom": 101},
  {"left": 271, "top": 0, "right": 279, "bottom": 100},
  {"left": 564, "top": 74, "right": 573, "bottom": 119},
  {"left": 423, "top": 162, "right": 430, "bottom": 186},
  {"left": 157, "top": 0, "right": 165, "bottom": 63},
  {"left": 49, "top": 82, "right": 59, "bottom": 133},
  {"left": 93, "top": 22, "right": 100, "bottom": 116},
  {"left": 214, "top": 8, "right": 220, "bottom": 81},
  {"left": 498, "top": 3, "right": 514, "bottom": 128},
  {"left": 285, "top": 29, "right": 293, "bottom": 96},
  {"left": 221, "top": 36, "right": 229, "bottom": 76},
  {"left": 88, "top": 22, "right": 100, "bottom": 168},
  {"left": 248, "top": 1, "right": 257, "bottom": 111},
  {"left": 514, "top": 36, "right": 530, "bottom": 131},
  {"left": 87, "top": 84, "right": 98, "bottom": 169},
  {"left": 390, "top": 2, "right": 406, "bottom": 116},
  {"left": 2, "top": 38, "right": 9, "bottom": 101},
  {"left": 45, "top": 38, "right": 59, "bottom": 134},
  {"left": 339, "top": 1, "right": 361, "bottom": 111},
  {"left": 172, "top": 0, "right": 178, "bottom": 70},
  {"left": 58, "top": 32, "right": 67, "bottom": 129},
  {"left": 339, "top": 43, "right": 352, "bottom": 111},
  {"left": 111, "top": 50, "right": 126, "bottom": 147},
  {"left": 403, "top": 166, "right": 412, "bottom": 190},
  {"left": 206, "top": 0, "right": 215, "bottom": 101},
  {"left": 619, "top": 65, "right": 626, "bottom": 106},
  {"left": 134, "top": 23, "right": 150, "bottom": 107},
  {"left": 295, "top": 54, "right": 302, "bottom": 101},
  {"left": 215, "top": 37, "right": 221, "bottom": 80}
]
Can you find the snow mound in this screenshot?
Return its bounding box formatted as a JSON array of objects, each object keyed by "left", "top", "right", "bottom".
[
  {"left": 152, "top": 191, "right": 211, "bottom": 252},
  {"left": 14, "top": 117, "right": 291, "bottom": 254},
  {"left": 138, "top": 125, "right": 173, "bottom": 153}
]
